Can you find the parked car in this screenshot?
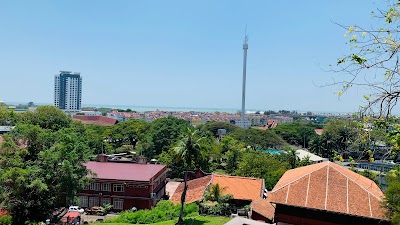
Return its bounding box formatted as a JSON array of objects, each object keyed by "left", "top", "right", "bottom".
[{"left": 68, "top": 206, "right": 84, "bottom": 214}]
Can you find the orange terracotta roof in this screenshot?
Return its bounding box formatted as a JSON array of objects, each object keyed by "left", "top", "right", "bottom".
[
  {"left": 211, "top": 174, "right": 264, "bottom": 201},
  {"left": 251, "top": 197, "right": 275, "bottom": 221},
  {"left": 72, "top": 115, "right": 117, "bottom": 126},
  {"left": 269, "top": 161, "right": 387, "bottom": 220},
  {"left": 170, "top": 175, "right": 212, "bottom": 204}
]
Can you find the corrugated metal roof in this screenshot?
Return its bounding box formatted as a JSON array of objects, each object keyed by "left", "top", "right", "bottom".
[{"left": 85, "top": 161, "right": 166, "bottom": 181}]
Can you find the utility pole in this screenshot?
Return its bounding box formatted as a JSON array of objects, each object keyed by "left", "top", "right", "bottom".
[{"left": 241, "top": 31, "right": 248, "bottom": 128}]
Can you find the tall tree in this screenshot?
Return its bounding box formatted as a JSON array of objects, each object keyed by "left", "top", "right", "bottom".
[
  {"left": 149, "top": 117, "right": 189, "bottom": 156},
  {"left": 0, "top": 124, "right": 90, "bottom": 224},
  {"left": 230, "top": 128, "right": 287, "bottom": 149},
  {"left": 333, "top": 1, "right": 400, "bottom": 117},
  {"left": 173, "top": 128, "right": 204, "bottom": 225},
  {"left": 19, "top": 106, "right": 71, "bottom": 131}
]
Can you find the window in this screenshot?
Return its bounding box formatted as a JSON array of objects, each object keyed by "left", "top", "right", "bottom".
[
  {"left": 83, "top": 185, "right": 89, "bottom": 190},
  {"left": 113, "top": 184, "right": 124, "bottom": 192},
  {"left": 101, "top": 198, "right": 111, "bottom": 206},
  {"left": 89, "top": 197, "right": 99, "bottom": 207},
  {"left": 101, "top": 183, "right": 111, "bottom": 191},
  {"left": 79, "top": 196, "right": 88, "bottom": 207},
  {"left": 90, "top": 183, "right": 100, "bottom": 191},
  {"left": 113, "top": 198, "right": 124, "bottom": 210}
]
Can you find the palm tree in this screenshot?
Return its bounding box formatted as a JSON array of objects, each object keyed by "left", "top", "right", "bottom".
[
  {"left": 205, "top": 183, "right": 227, "bottom": 203},
  {"left": 286, "top": 147, "right": 299, "bottom": 169},
  {"left": 174, "top": 128, "right": 204, "bottom": 225}
]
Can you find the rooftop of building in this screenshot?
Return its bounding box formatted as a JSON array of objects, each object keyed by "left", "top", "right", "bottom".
[
  {"left": 170, "top": 175, "right": 212, "bottom": 204},
  {"left": 269, "top": 161, "right": 387, "bottom": 220},
  {"left": 72, "top": 115, "right": 117, "bottom": 126},
  {"left": 85, "top": 161, "right": 166, "bottom": 182},
  {"left": 211, "top": 174, "right": 264, "bottom": 201}
]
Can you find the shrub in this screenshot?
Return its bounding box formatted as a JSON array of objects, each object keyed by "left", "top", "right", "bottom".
[
  {"left": 199, "top": 202, "right": 232, "bottom": 216},
  {"left": 0, "top": 215, "right": 12, "bottom": 225},
  {"left": 105, "top": 200, "right": 198, "bottom": 224}
]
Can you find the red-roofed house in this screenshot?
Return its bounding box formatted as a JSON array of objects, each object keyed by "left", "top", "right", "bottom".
[
  {"left": 211, "top": 174, "right": 264, "bottom": 205},
  {"left": 268, "top": 161, "right": 390, "bottom": 225},
  {"left": 170, "top": 176, "right": 212, "bottom": 204},
  {"left": 170, "top": 174, "right": 264, "bottom": 207},
  {"left": 78, "top": 161, "right": 167, "bottom": 211},
  {"left": 72, "top": 115, "right": 118, "bottom": 126}
]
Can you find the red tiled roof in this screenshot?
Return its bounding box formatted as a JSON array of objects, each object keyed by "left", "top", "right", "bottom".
[
  {"left": 251, "top": 197, "right": 275, "bottom": 221},
  {"left": 170, "top": 175, "right": 212, "bottom": 204},
  {"left": 72, "top": 115, "right": 117, "bottom": 126},
  {"left": 315, "top": 129, "right": 324, "bottom": 135},
  {"left": 0, "top": 209, "right": 8, "bottom": 217},
  {"left": 61, "top": 212, "right": 80, "bottom": 223},
  {"left": 85, "top": 161, "right": 166, "bottom": 182},
  {"left": 211, "top": 174, "right": 264, "bottom": 201},
  {"left": 269, "top": 161, "right": 387, "bottom": 220}
]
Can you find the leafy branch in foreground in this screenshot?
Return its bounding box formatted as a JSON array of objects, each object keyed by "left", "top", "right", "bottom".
[{"left": 329, "top": 1, "right": 400, "bottom": 117}]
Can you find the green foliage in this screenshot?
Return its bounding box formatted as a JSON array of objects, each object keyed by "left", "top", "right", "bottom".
[
  {"left": 234, "top": 150, "right": 290, "bottom": 190},
  {"left": 0, "top": 123, "right": 90, "bottom": 224},
  {"left": 199, "top": 121, "right": 239, "bottom": 137},
  {"left": 203, "top": 184, "right": 231, "bottom": 203},
  {"left": 230, "top": 128, "right": 287, "bottom": 149},
  {"left": 149, "top": 117, "right": 190, "bottom": 156},
  {"left": 105, "top": 201, "right": 198, "bottom": 224},
  {"left": 359, "top": 169, "right": 380, "bottom": 187},
  {"left": 274, "top": 121, "right": 318, "bottom": 148},
  {"left": 309, "top": 119, "right": 362, "bottom": 160},
  {"left": 385, "top": 169, "right": 400, "bottom": 224},
  {"left": 198, "top": 202, "right": 231, "bottom": 216},
  {"left": 0, "top": 215, "right": 12, "bottom": 225},
  {"left": 104, "top": 119, "right": 150, "bottom": 152},
  {"left": 19, "top": 106, "right": 71, "bottom": 131},
  {"left": 0, "top": 108, "right": 19, "bottom": 126}
]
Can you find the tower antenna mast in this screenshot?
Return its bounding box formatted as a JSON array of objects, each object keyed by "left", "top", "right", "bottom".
[{"left": 241, "top": 28, "right": 248, "bottom": 128}]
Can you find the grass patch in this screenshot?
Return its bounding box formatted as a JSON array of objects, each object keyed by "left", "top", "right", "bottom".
[{"left": 98, "top": 215, "right": 230, "bottom": 225}]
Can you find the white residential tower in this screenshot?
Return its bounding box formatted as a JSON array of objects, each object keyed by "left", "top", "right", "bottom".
[{"left": 54, "top": 71, "right": 82, "bottom": 111}]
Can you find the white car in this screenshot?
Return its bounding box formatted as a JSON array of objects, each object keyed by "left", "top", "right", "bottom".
[{"left": 68, "top": 206, "right": 84, "bottom": 214}]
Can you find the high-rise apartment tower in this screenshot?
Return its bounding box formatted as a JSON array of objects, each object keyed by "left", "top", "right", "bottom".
[{"left": 54, "top": 71, "right": 82, "bottom": 111}]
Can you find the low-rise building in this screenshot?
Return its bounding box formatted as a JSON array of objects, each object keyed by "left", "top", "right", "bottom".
[
  {"left": 78, "top": 161, "right": 167, "bottom": 211},
  {"left": 296, "top": 149, "right": 328, "bottom": 164},
  {"left": 267, "top": 161, "right": 389, "bottom": 225},
  {"left": 72, "top": 115, "right": 118, "bottom": 126},
  {"left": 170, "top": 174, "right": 264, "bottom": 207}
]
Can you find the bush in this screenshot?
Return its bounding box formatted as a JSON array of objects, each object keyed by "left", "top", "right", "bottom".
[
  {"left": 0, "top": 215, "right": 12, "bottom": 225},
  {"left": 199, "top": 202, "right": 232, "bottom": 216},
  {"left": 105, "top": 200, "right": 198, "bottom": 224}
]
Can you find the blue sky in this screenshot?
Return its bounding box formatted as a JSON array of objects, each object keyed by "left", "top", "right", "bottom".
[{"left": 0, "top": 1, "right": 384, "bottom": 112}]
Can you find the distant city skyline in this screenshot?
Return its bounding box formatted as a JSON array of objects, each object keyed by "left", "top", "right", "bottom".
[{"left": 0, "top": 1, "right": 385, "bottom": 113}]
